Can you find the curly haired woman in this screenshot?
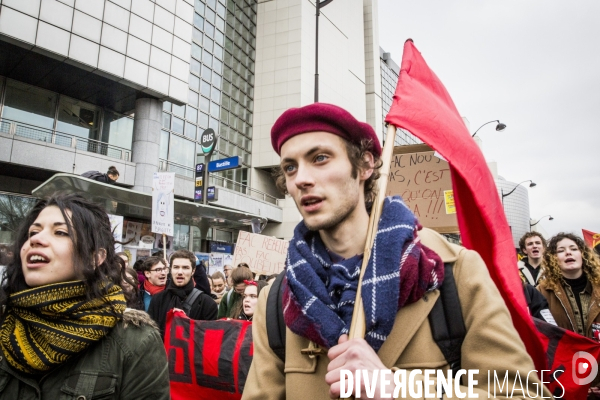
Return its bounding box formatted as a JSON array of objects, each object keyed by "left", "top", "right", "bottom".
[{"left": 537, "top": 232, "right": 600, "bottom": 340}]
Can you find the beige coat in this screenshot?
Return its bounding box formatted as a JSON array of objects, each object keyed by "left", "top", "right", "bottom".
[{"left": 242, "top": 228, "right": 552, "bottom": 399}]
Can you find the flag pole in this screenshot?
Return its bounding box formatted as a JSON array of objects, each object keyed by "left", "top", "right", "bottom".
[{"left": 348, "top": 124, "right": 397, "bottom": 339}]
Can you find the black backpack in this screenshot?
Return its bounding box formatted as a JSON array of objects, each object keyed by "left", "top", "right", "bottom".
[{"left": 266, "top": 262, "right": 465, "bottom": 376}]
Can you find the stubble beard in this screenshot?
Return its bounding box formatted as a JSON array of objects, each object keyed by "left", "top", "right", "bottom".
[{"left": 302, "top": 196, "right": 359, "bottom": 232}]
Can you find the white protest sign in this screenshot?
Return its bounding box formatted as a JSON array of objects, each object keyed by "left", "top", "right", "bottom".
[
  {"left": 152, "top": 172, "right": 175, "bottom": 236},
  {"left": 107, "top": 213, "right": 124, "bottom": 252},
  {"left": 232, "top": 231, "right": 289, "bottom": 275}
]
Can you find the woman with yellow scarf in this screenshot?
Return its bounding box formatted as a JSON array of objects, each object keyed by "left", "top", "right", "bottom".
[{"left": 0, "top": 194, "right": 170, "bottom": 399}]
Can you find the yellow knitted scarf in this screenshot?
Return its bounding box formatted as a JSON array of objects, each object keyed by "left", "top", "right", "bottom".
[{"left": 0, "top": 281, "right": 126, "bottom": 375}]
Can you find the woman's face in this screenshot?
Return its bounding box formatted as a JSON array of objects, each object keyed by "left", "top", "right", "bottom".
[
  {"left": 243, "top": 285, "right": 258, "bottom": 317},
  {"left": 20, "top": 206, "right": 80, "bottom": 287},
  {"left": 556, "top": 238, "right": 583, "bottom": 279}
]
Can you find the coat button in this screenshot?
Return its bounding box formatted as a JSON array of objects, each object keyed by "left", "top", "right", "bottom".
[{"left": 77, "top": 396, "right": 86, "bottom": 400}]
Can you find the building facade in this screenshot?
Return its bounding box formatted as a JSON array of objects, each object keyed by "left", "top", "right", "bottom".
[{"left": 0, "top": 0, "right": 388, "bottom": 249}]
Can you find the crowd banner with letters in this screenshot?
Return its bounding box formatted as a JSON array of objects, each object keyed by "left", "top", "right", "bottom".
[
  {"left": 165, "top": 310, "right": 253, "bottom": 400},
  {"left": 152, "top": 172, "right": 175, "bottom": 236},
  {"left": 386, "top": 144, "right": 458, "bottom": 233},
  {"left": 232, "top": 231, "right": 288, "bottom": 275}
]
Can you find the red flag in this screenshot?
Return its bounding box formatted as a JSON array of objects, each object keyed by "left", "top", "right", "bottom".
[
  {"left": 582, "top": 229, "right": 600, "bottom": 250},
  {"left": 384, "top": 39, "right": 546, "bottom": 370},
  {"left": 165, "top": 310, "right": 253, "bottom": 400},
  {"left": 384, "top": 39, "right": 600, "bottom": 399}
]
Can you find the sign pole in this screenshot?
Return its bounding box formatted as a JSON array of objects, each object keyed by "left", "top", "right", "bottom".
[
  {"left": 162, "top": 233, "right": 168, "bottom": 266},
  {"left": 199, "top": 128, "right": 217, "bottom": 205},
  {"left": 203, "top": 153, "right": 211, "bottom": 205}
]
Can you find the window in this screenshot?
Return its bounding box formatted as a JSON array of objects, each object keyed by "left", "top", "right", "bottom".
[
  {"left": 57, "top": 96, "right": 101, "bottom": 139},
  {"left": 172, "top": 116, "right": 184, "bottom": 134},
  {"left": 102, "top": 111, "right": 133, "bottom": 150},
  {"left": 162, "top": 112, "right": 171, "bottom": 129},
  {"left": 160, "top": 129, "right": 169, "bottom": 159},
  {"left": 2, "top": 80, "right": 56, "bottom": 129},
  {"left": 169, "top": 134, "right": 195, "bottom": 168}
]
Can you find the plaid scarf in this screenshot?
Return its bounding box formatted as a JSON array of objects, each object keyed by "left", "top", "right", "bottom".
[
  {"left": 283, "top": 196, "right": 444, "bottom": 351},
  {"left": 0, "top": 281, "right": 126, "bottom": 375}
]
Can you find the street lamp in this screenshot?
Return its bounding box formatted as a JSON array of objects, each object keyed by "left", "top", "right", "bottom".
[
  {"left": 314, "top": 0, "right": 334, "bottom": 103},
  {"left": 472, "top": 120, "right": 507, "bottom": 137},
  {"left": 501, "top": 180, "right": 536, "bottom": 205},
  {"left": 530, "top": 215, "right": 554, "bottom": 231}
]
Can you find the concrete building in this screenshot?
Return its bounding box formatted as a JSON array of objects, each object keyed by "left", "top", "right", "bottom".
[{"left": 0, "top": 0, "right": 388, "bottom": 250}]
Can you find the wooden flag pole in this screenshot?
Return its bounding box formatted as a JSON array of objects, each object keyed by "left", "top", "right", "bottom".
[
  {"left": 348, "top": 124, "right": 397, "bottom": 340},
  {"left": 162, "top": 233, "right": 168, "bottom": 266}
]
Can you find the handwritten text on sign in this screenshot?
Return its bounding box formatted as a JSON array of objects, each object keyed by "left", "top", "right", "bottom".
[
  {"left": 386, "top": 145, "right": 458, "bottom": 233},
  {"left": 232, "top": 231, "right": 288, "bottom": 275}
]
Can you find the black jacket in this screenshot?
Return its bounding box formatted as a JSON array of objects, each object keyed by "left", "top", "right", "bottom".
[
  {"left": 523, "top": 282, "right": 555, "bottom": 324},
  {"left": 193, "top": 262, "right": 211, "bottom": 293},
  {"left": 81, "top": 170, "right": 115, "bottom": 184},
  {"left": 148, "top": 280, "right": 218, "bottom": 338}
]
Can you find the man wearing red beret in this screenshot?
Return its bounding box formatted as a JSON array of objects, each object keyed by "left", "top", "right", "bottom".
[{"left": 242, "top": 103, "right": 549, "bottom": 399}]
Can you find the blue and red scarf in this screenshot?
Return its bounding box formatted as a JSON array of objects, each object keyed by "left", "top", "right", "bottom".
[{"left": 283, "top": 196, "right": 445, "bottom": 351}]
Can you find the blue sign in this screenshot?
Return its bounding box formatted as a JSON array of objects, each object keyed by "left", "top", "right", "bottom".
[
  {"left": 210, "top": 243, "right": 233, "bottom": 253},
  {"left": 208, "top": 156, "right": 241, "bottom": 172}
]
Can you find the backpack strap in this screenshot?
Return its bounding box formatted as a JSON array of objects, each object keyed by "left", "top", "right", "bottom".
[
  {"left": 267, "top": 271, "right": 286, "bottom": 363},
  {"left": 183, "top": 288, "right": 202, "bottom": 316},
  {"left": 428, "top": 262, "right": 465, "bottom": 378}
]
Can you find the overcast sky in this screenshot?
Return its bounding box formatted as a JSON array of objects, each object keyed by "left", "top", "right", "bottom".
[{"left": 378, "top": 0, "right": 600, "bottom": 238}]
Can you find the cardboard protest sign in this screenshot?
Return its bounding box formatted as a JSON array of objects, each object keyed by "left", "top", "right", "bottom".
[
  {"left": 386, "top": 144, "right": 458, "bottom": 233},
  {"left": 232, "top": 231, "right": 288, "bottom": 275},
  {"left": 152, "top": 172, "right": 175, "bottom": 236},
  {"left": 165, "top": 310, "right": 252, "bottom": 400}
]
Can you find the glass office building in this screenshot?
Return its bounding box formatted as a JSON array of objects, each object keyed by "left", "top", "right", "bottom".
[{"left": 160, "top": 0, "right": 256, "bottom": 191}]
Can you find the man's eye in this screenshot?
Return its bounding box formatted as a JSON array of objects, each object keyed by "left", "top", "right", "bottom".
[
  {"left": 315, "top": 155, "right": 328, "bottom": 162},
  {"left": 283, "top": 165, "right": 296, "bottom": 173}
]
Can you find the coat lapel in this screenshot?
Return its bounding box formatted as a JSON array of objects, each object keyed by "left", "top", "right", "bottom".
[{"left": 377, "top": 290, "right": 440, "bottom": 368}]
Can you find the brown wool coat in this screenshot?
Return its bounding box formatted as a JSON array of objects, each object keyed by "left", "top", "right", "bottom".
[
  {"left": 537, "top": 279, "right": 600, "bottom": 339},
  {"left": 242, "top": 228, "right": 551, "bottom": 400}
]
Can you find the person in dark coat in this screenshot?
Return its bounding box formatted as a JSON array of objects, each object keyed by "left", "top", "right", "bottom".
[
  {"left": 193, "top": 258, "right": 211, "bottom": 293},
  {"left": 81, "top": 165, "right": 120, "bottom": 184},
  {"left": 148, "top": 250, "right": 217, "bottom": 338}
]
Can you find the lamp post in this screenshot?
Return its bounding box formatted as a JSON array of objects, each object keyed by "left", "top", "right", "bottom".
[
  {"left": 472, "top": 120, "right": 507, "bottom": 137},
  {"left": 501, "top": 180, "right": 536, "bottom": 206},
  {"left": 530, "top": 215, "right": 554, "bottom": 231},
  {"left": 314, "top": 0, "right": 334, "bottom": 103}
]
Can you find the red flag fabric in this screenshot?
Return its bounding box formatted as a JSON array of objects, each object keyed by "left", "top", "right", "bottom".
[
  {"left": 384, "top": 39, "right": 546, "bottom": 371},
  {"left": 165, "top": 310, "right": 253, "bottom": 400},
  {"left": 534, "top": 318, "right": 600, "bottom": 399},
  {"left": 383, "top": 40, "right": 600, "bottom": 398},
  {"left": 582, "top": 229, "right": 600, "bottom": 250}
]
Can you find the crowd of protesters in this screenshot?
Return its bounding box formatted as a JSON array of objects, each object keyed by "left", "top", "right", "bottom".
[{"left": 2, "top": 93, "right": 600, "bottom": 400}]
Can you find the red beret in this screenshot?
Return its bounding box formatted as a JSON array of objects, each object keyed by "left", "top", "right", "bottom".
[{"left": 271, "top": 103, "right": 382, "bottom": 157}]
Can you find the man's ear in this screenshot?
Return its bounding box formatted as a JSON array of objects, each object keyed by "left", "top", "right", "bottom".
[
  {"left": 359, "top": 151, "right": 375, "bottom": 181},
  {"left": 95, "top": 249, "right": 107, "bottom": 267},
  {"left": 144, "top": 270, "right": 151, "bottom": 279}
]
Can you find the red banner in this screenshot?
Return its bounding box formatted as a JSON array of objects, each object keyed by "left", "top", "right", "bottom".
[
  {"left": 165, "top": 310, "right": 253, "bottom": 400},
  {"left": 534, "top": 318, "right": 600, "bottom": 399}
]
